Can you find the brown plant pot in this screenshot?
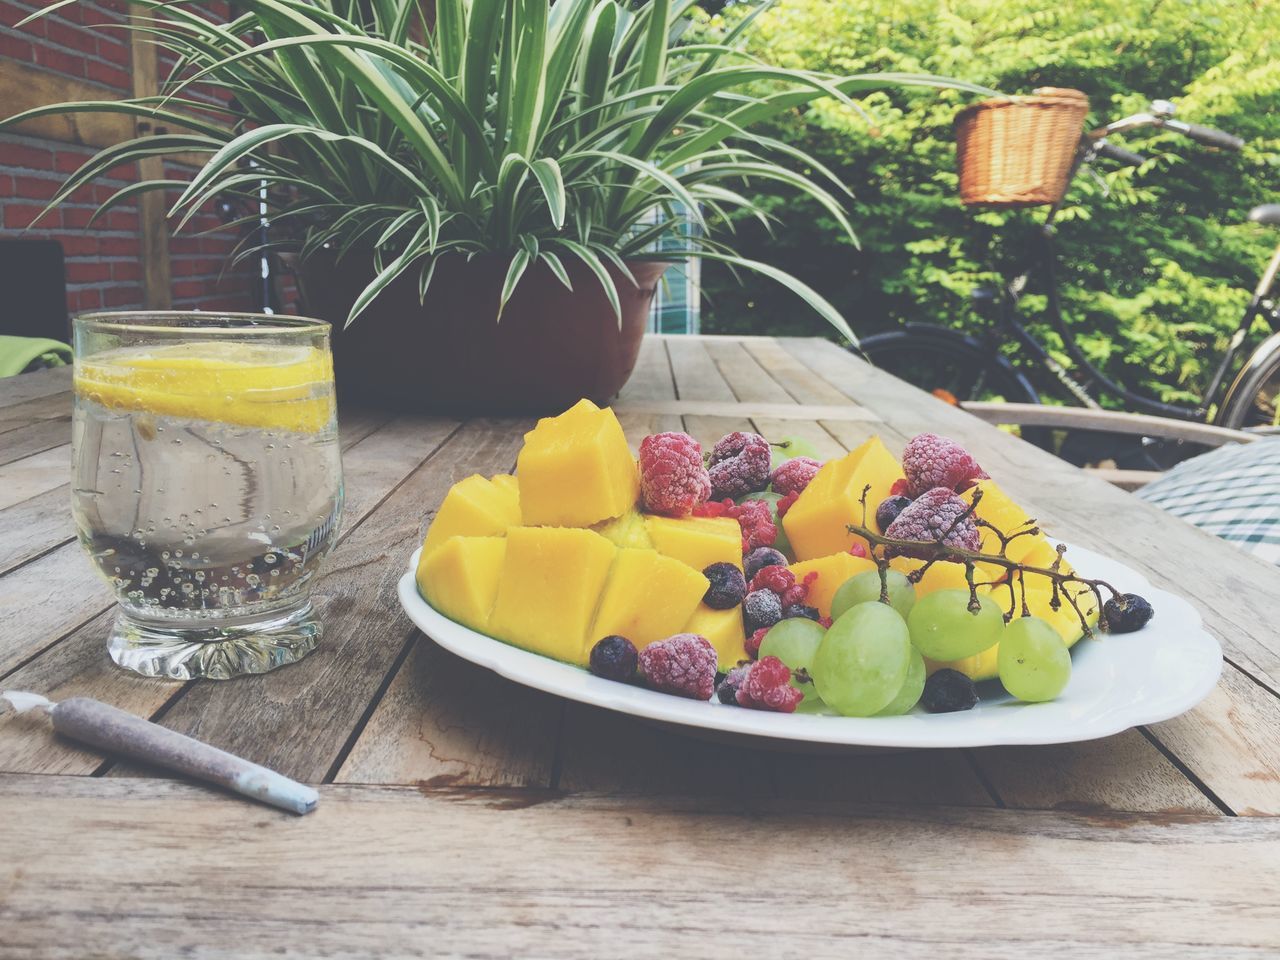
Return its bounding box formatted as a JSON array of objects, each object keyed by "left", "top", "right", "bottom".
[{"left": 295, "top": 251, "right": 667, "bottom": 415}]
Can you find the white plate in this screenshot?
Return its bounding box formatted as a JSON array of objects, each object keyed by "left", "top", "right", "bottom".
[{"left": 397, "top": 544, "right": 1222, "bottom": 749}]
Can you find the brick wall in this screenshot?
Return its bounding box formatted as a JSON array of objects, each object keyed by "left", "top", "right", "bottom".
[{"left": 0, "top": 0, "right": 275, "bottom": 328}]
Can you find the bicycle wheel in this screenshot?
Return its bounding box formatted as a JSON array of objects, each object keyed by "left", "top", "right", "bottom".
[{"left": 1218, "top": 332, "right": 1280, "bottom": 429}]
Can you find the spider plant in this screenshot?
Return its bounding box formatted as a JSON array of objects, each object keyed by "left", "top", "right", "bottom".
[{"left": 8, "top": 0, "right": 988, "bottom": 333}]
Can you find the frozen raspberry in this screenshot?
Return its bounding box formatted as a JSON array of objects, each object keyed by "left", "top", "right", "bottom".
[
  {"left": 725, "top": 498, "right": 777, "bottom": 553},
  {"left": 818, "top": 616, "right": 833, "bottom": 629},
  {"left": 769, "top": 456, "right": 821, "bottom": 497},
  {"left": 884, "top": 487, "right": 981, "bottom": 559},
  {"left": 716, "top": 664, "right": 751, "bottom": 704},
  {"left": 776, "top": 490, "right": 800, "bottom": 518},
  {"left": 901, "top": 433, "right": 988, "bottom": 497},
  {"left": 780, "top": 571, "right": 818, "bottom": 609},
  {"left": 589, "top": 635, "right": 638, "bottom": 682},
  {"left": 744, "top": 546, "right": 788, "bottom": 581},
  {"left": 708, "top": 432, "right": 772, "bottom": 499},
  {"left": 848, "top": 543, "right": 868, "bottom": 559},
  {"left": 638, "top": 432, "right": 711, "bottom": 516},
  {"left": 736, "top": 656, "right": 803, "bottom": 713},
  {"left": 890, "top": 478, "right": 912, "bottom": 496},
  {"left": 876, "top": 494, "right": 914, "bottom": 531},
  {"left": 744, "top": 627, "right": 769, "bottom": 660},
  {"left": 750, "top": 564, "right": 795, "bottom": 597},
  {"left": 692, "top": 499, "right": 730, "bottom": 518},
  {"left": 638, "top": 634, "right": 717, "bottom": 700},
  {"left": 742, "top": 588, "right": 782, "bottom": 634},
  {"left": 782, "top": 603, "right": 820, "bottom": 621},
  {"left": 702, "top": 562, "right": 747, "bottom": 610}
]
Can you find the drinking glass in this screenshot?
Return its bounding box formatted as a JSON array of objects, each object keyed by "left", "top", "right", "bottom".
[{"left": 71, "top": 312, "right": 344, "bottom": 680}]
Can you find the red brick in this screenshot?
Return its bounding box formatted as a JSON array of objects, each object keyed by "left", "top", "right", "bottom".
[
  {"left": 12, "top": 175, "right": 60, "bottom": 201},
  {"left": 104, "top": 285, "right": 140, "bottom": 307},
  {"left": 60, "top": 235, "right": 99, "bottom": 256},
  {"left": 54, "top": 150, "right": 93, "bottom": 174},
  {"left": 70, "top": 262, "right": 111, "bottom": 283},
  {"left": 43, "top": 18, "right": 97, "bottom": 54},
  {"left": 97, "top": 236, "right": 136, "bottom": 257},
  {"left": 96, "top": 36, "right": 128, "bottom": 66},
  {"left": 71, "top": 287, "right": 103, "bottom": 311},
  {"left": 34, "top": 46, "right": 83, "bottom": 77},
  {"left": 3, "top": 203, "right": 45, "bottom": 229},
  {"left": 0, "top": 34, "right": 33, "bottom": 61},
  {"left": 4, "top": 142, "right": 55, "bottom": 169},
  {"left": 104, "top": 210, "right": 138, "bottom": 230},
  {"left": 85, "top": 59, "right": 129, "bottom": 88},
  {"left": 59, "top": 207, "right": 93, "bottom": 228},
  {"left": 110, "top": 260, "right": 141, "bottom": 282}
]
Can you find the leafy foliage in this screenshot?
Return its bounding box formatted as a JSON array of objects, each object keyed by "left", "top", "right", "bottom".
[
  {"left": 4, "top": 0, "right": 983, "bottom": 332},
  {"left": 697, "top": 0, "right": 1280, "bottom": 407}
]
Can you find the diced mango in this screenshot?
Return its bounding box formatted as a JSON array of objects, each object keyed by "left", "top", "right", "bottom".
[
  {"left": 516, "top": 399, "right": 639, "bottom": 527},
  {"left": 417, "top": 536, "right": 506, "bottom": 633},
  {"left": 422, "top": 474, "right": 522, "bottom": 558},
  {"left": 683, "top": 603, "right": 748, "bottom": 670},
  {"left": 488, "top": 527, "right": 618, "bottom": 666},
  {"left": 789, "top": 552, "right": 878, "bottom": 618},
  {"left": 889, "top": 557, "right": 974, "bottom": 596},
  {"left": 782, "top": 436, "right": 903, "bottom": 561},
  {"left": 964, "top": 479, "right": 1059, "bottom": 570},
  {"left": 645, "top": 515, "right": 742, "bottom": 571},
  {"left": 591, "top": 549, "right": 709, "bottom": 650},
  {"left": 592, "top": 509, "right": 654, "bottom": 550},
  {"left": 490, "top": 473, "right": 520, "bottom": 501}
]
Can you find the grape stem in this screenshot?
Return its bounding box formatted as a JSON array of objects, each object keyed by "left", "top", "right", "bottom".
[{"left": 849, "top": 485, "right": 1122, "bottom": 637}]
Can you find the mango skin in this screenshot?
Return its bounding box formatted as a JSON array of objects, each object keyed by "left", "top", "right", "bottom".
[
  {"left": 644, "top": 515, "right": 742, "bottom": 572},
  {"left": 783, "top": 436, "right": 903, "bottom": 561},
  {"left": 516, "top": 399, "right": 639, "bottom": 528},
  {"left": 683, "top": 603, "right": 749, "bottom": 670},
  {"left": 488, "top": 526, "right": 618, "bottom": 666},
  {"left": 422, "top": 474, "right": 522, "bottom": 559},
  {"left": 591, "top": 548, "right": 710, "bottom": 651},
  {"left": 788, "top": 552, "right": 878, "bottom": 618},
  {"left": 417, "top": 536, "right": 507, "bottom": 633}
]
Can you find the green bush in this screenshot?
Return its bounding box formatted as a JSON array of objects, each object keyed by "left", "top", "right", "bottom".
[{"left": 697, "top": 0, "right": 1280, "bottom": 408}]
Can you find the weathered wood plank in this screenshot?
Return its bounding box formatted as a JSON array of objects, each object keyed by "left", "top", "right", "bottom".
[
  {"left": 665, "top": 336, "right": 737, "bottom": 401},
  {"left": 0, "top": 392, "right": 73, "bottom": 435},
  {"left": 616, "top": 335, "right": 677, "bottom": 403},
  {"left": 703, "top": 338, "right": 794, "bottom": 403},
  {"left": 0, "top": 445, "right": 69, "bottom": 512},
  {"left": 0, "top": 366, "right": 72, "bottom": 409},
  {"left": 612, "top": 399, "right": 878, "bottom": 421},
  {"left": 0, "top": 484, "right": 74, "bottom": 576},
  {"left": 742, "top": 336, "right": 855, "bottom": 405},
  {"left": 0, "top": 416, "right": 71, "bottom": 467},
  {"left": 1, "top": 777, "right": 1277, "bottom": 960}
]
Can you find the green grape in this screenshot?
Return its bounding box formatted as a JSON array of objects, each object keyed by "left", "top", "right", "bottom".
[
  {"left": 759, "top": 618, "right": 826, "bottom": 705},
  {"left": 738, "top": 491, "right": 792, "bottom": 557},
  {"left": 831, "top": 569, "right": 916, "bottom": 621},
  {"left": 907, "top": 589, "right": 1004, "bottom": 661},
  {"left": 998, "top": 616, "right": 1072, "bottom": 702},
  {"left": 875, "top": 648, "right": 926, "bottom": 716},
  {"left": 769, "top": 436, "right": 821, "bottom": 470},
  {"left": 811, "top": 601, "right": 911, "bottom": 717}
]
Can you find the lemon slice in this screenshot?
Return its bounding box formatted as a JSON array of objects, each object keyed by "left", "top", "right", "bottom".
[{"left": 74, "top": 341, "right": 335, "bottom": 433}]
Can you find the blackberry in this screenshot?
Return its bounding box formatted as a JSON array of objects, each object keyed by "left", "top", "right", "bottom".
[
  {"left": 782, "top": 603, "right": 820, "bottom": 622},
  {"left": 742, "top": 588, "right": 782, "bottom": 634},
  {"left": 875, "top": 495, "right": 914, "bottom": 531},
  {"left": 1103, "top": 593, "right": 1154, "bottom": 633},
  {"left": 744, "top": 546, "right": 788, "bottom": 581},
  {"left": 702, "top": 562, "right": 748, "bottom": 609},
  {"left": 920, "top": 668, "right": 978, "bottom": 713},
  {"left": 588, "top": 635, "right": 638, "bottom": 682},
  {"left": 716, "top": 665, "right": 750, "bottom": 704}
]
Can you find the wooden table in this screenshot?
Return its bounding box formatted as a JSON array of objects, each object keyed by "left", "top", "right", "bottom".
[{"left": 2, "top": 335, "right": 1279, "bottom": 958}]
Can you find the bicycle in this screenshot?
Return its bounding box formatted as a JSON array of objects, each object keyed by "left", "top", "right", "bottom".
[{"left": 858, "top": 99, "right": 1280, "bottom": 465}]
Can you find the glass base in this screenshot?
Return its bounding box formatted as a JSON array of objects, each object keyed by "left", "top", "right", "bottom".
[{"left": 107, "top": 600, "right": 321, "bottom": 680}]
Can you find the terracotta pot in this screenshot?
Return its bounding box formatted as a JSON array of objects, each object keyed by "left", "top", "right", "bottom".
[{"left": 295, "top": 251, "right": 667, "bottom": 415}]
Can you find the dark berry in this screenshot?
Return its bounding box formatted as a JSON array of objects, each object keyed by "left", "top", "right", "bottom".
[
  {"left": 708, "top": 432, "right": 772, "bottom": 499},
  {"left": 639, "top": 432, "right": 711, "bottom": 516},
  {"left": 875, "top": 495, "right": 914, "bottom": 531},
  {"left": 742, "top": 589, "right": 782, "bottom": 634},
  {"left": 782, "top": 603, "right": 820, "bottom": 621},
  {"left": 702, "top": 562, "right": 747, "bottom": 609},
  {"left": 638, "top": 634, "right": 717, "bottom": 699},
  {"left": 920, "top": 668, "right": 979, "bottom": 713},
  {"left": 736, "top": 655, "right": 803, "bottom": 712},
  {"left": 716, "top": 664, "right": 750, "bottom": 704},
  {"left": 1103, "top": 593, "right": 1154, "bottom": 633},
  {"left": 588, "top": 635, "right": 638, "bottom": 682},
  {"left": 744, "top": 546, "right": 788, "bottom": 581}
]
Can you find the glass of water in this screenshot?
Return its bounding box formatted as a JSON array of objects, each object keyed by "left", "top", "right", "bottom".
[{"left": 71, "top": 312, "right": 344, "bottom": 680}]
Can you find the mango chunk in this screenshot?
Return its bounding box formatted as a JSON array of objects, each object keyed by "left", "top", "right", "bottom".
[
  {"left": 683, "top": 603, "right": 748, "bottom": 670},
  {"left": 644, "top": 515, "right": 742, "bottom": 571},
  {"left": 488, "top": 527, "right": 618, "bottom": 666},
  {"left": 964, "top": 479, "right": 1059, "bottom": 569},
  {"left": 591, "top": 549, "right": 709, "bottom": 650},
  {"left": 889, "top": 557, "right": 974, "bottom": 597},
  {"left": 422, "top": 474, "right": 522, "bottom": 558},
  {"left": 516, "top": 399, "right": 639, "bottom": 527},
  {"left": 417, "top": 536, "right": 506, "bottom": 633},
  {"left": 789, "top": 552, "right": 878, "bottom": 618},
  {"left": 592, "top": 509, "right": 654, "bottom": 550},
  {"left": 490, "top": 473, "right": 520, "bottom": 501},
  {"left": 782, "top": 436, "right": 903, "bottom": 561}
]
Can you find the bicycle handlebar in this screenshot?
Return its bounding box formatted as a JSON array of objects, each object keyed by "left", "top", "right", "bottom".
[
  {"left": 1094, "top": 141, "right": 1146, "bottom": 167},
  {"left": 1165, "top": 120, "right": 1244, "bottom": 151}
]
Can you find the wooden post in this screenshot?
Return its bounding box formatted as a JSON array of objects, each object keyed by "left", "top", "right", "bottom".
[{"left": 128, "top": 3, "right": 171, "bottom": 310}]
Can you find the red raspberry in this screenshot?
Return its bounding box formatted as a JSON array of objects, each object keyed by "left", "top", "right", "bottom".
[
  {"left": 776, "top": 490, "right": 800, "bottom": 518},
  {"left": 639, "top": 432, "right": 711, "bottom": 516},
  {"left": 708, "top": 432, "right": 772, "bottom": 499},
  {"left": 750, "top": 564, "right": 795, "bottom": 597},
  {"left": 884, "top": 487, "right": 981, "bottom": 559},
  {"left": 890, "top": 477, "right": 912, "bottom": 497},
  {"left": 769, "top": 457, "right": 821, "bottom": 497},
  {"left": 736, "top": 656, "right": 803, "bottom": 713},
  {"left": 848, "top": 542, "right": 868, "bottom": 558},
  {"left": 818, "top": 616, "right": 833, "bottom": 629},
  {"left": 692, "top": 499, "right": 730, "bottom": 518},
  {"left": 638, "top": 634, "right": 717, "bottom": 700},
  {"left": 901, "top": 433, "right": 989, "bottom": 497},
  {"left": 781, "top": 571, "right": 818, "bottom": 608},
  {"left": 725, "top": 498, "right": 777, "bottom": 553},
  {"left": 744, "top": 627, "right": 769, "bottom": 660}
]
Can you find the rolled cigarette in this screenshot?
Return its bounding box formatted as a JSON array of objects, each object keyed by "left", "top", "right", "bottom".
[{"left": 1, "top": 692, "right": 317, "bottom": 815}]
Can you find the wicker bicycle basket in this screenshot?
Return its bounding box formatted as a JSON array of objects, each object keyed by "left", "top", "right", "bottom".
[{"left": 955, "top": 87, "right": 1089, "bottom": 207}]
